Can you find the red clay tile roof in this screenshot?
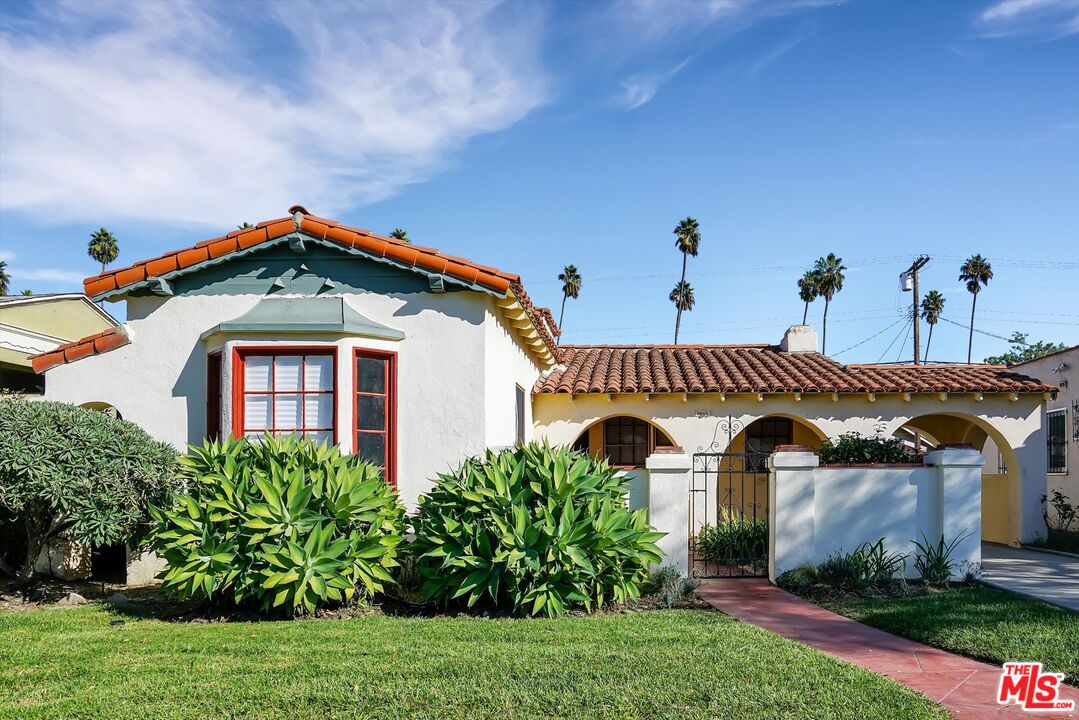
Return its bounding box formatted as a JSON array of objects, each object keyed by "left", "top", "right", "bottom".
[
  {"left": 83, "top": 208, "right": 519, "bottom": 298},
  {"left": 30, "top": 327, "right": 129, "bottom": 374},
  {"left": 536, "top": 345, "right": 1056, "bottom": 395},
  {"left": 78, "top": 206, "right": 558, "bottom": 362}
]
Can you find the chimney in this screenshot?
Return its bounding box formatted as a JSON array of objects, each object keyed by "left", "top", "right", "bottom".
[{"left": 781, "top": 325, "right": 818, "bottom": 353}]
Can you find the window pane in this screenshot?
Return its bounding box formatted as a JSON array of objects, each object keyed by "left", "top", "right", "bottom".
[
  {"left": 305, "top": 355, "right": 333, "bottom": 391},
  {"left": 244, "top": 394, "right": 271, "bottom": 430},
  {"left": 274, "top": 394, "right": 302, "bottom": 430},
  {"left": 357, "top": 394, "right": 385, "bottom": 431},
  {"left": 306, "top": 430, "right": 333, "bottom": 447},
  {"left": 305, "top": 394, "right": 333, "bottom": 430},
  {"left": 356, "top": 432, "right": 386, "bottom": 468},
  {"left": 357, "top": 357, "right": 385, "bottom": 393},
  {"left": 244, "top": 356, "right": 272, "bottom": 392},
  {"left": 274, "top": 355, "right": 302, "bottom": 392}
]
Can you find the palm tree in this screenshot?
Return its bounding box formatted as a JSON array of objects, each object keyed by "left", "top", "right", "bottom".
[
  {"left": 556, "top": 264, "right": 582, "bottom": 344},
  {"left": 0, "top": 261, "right": 9, "bottom": 296},
  {"left": 237, "top": 222, "right": 253, "bottom": 229},
  {"left": 87, "top": 228, "right": 119, "bottom": 274},
  {"left": 919, "top": 290, "right": 945, "bottom": 363},
  {"left": 813, "top": 253, "right": 847, "bottom": 355},
  {"left": 389, "top": 228, "right": 410, "bottom": 243},
  {"left": 797, "top": 270, "right": 819, "bottom": 325},
  {"left": 669, "top": 280, "right": 695, "bottom": 338},
  {"left": 959, "top": 254, "right": 993, "bottom": 363},
  {"left": 20, "top": 289, "right": 32, "bottom": 296},
  {"left": 672, "top": 217, "right": 700, "bottom": 343}
]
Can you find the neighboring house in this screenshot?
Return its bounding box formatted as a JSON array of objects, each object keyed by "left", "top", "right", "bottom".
[
  {"left": 1011, "top": 346, "right": 1077, "bottom": 506},
  {"left": 0, "top": 293, "right": 119, "bottom": 394},
  {"left": 29, "top": 206, "right": 1055, "bottom": 582}
]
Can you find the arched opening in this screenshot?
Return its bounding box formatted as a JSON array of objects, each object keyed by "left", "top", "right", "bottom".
[
  {"left": 892, "top": 412, "right": 1021, "bottom": 546},
  {"left": 79, "top": 401, "right": 122, "bottom": 420},
  {"left": 570, "top": 415, "right": 677, "bottom": 511}
]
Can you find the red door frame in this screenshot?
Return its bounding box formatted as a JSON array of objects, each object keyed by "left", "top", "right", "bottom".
[
  {"left": 231, "top": 345, "right": 339, "bottom": 443},
  {"left": 352, "top": 347, "right": 397, "bottom": 487}
]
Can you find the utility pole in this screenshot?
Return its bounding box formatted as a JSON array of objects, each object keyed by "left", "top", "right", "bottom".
[{"left": 900, "top": 255, "right": 930, "bottom": 365}]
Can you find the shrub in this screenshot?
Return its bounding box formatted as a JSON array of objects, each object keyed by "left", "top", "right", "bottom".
[
  {"left": 1042, "top": 490, "right": 1076, "bottom": 533},
  {"left": 410, "top": 442, "right": 665, "bottom": 617},
  {"left": 912, "top": 532, "right": 970, "bottom": 585},
  {"left": 695, "top": 518, "right": 768, "bottom": 570},
  {"left": 150, "top": 435, "right": 406, "bottom": 614},
  {"left": 816, "top": 538, "right": 908, "bottom": 590},
  {"left": 641, "top": 565, "right": 700, "bottom": 608},
  {"left": 776, "top": 565, "right": 819, "bottom": 592},
  {"left": 817, "top": 431, "right": 919, "bottom": 465},
  {"left": 0, "top": 398, "right": 179, "bottom": 584}
]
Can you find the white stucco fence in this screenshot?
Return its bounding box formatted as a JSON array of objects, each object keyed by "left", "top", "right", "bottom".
[{"left": 768, "top": 446, "right": 984, "bottom": 582}]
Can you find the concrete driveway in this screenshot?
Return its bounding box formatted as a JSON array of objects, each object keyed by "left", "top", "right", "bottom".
[{"left": 981, "top": 543, "right": 1079, "bottom": 612}]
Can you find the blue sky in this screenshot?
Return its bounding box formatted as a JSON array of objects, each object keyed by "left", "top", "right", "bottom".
[{"left": 1, "top": 0, "right": 1076, "bottom": 363}]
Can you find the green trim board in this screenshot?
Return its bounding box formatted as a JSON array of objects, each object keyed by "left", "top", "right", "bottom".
[
  {"left": 103, "top": 233, "right": 499, "bottom": 302},
  {"left": 200, "top": 297, "right": 406, "bottom": 341}
]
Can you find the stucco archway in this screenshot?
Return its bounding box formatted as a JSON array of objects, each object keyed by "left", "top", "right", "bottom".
[
  {"left": 889, "top": 412, "right": 1021, "bottom": 546},
  {"left": 79, "top": 401, "right": 122, "bottom": 420}
]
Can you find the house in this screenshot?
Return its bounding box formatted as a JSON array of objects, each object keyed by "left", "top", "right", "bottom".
[
  {"left": 30, "top": 206, "right": 1055, "bottom": 582},
  {"left": 0, "top": 293, "right": 118, "bottom": 395},
  {"left": 1010, "top": 346, "right": 1077, "bottom": 506}
]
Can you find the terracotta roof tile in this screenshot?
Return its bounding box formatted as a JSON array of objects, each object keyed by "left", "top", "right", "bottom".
[
  {"left": 30, "top": 328, "right": 129, "bottom": 374},
  {"left": 536, "top": 346, "right": 1055, "bottom": 396}
]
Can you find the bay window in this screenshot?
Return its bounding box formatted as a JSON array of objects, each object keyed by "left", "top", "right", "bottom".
[{"left": 234, "top": 349, "right": 335, "bottom": 444}]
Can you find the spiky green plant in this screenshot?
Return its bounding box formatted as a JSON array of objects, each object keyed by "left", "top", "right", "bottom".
[
  {"left": 150, "top": 435, "right": 406, "bottom": 614},
  {"left": 410, "top": 442, "right": 665, "bottom": 617}
]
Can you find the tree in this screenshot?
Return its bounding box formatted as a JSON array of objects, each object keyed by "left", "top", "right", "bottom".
[
  {"left": 672, "top": 217, "right": 700, "bottom": 343},
  {"left": 87, "top": 228, "right": 120, "bottom": 274},
  {"left": 389, "top": 228, "right": 410, "bottom": 243},
  {"left": 557, "top": 264, "right": 582, "bottom": 344},
  {"left": 984, "top": 332, "right": 1067, "bottom": 366},
  {"left": 959, "top": 254, "right": 993, "bottom": 364},
  {"left": 237, "top": 222, "right": 253, "bottom": 229},
  {"left": 797, "top": 270, "right": 818, "bottom": 325},
  {"left": 812, "top": 253, "right": 846, "bottom": 355},
  {"left": 20, "top": 289, "right": 32, "bottom": 296},
  {"left": 0, "top": 261, "right": 9, "bottom": 296},
  {"left": 919, "top": 290, "right": 945, "bottom": 362},
  {"left": 669, "top": 280, "right": 695, "bottom": 334},
  {"left": 0, "top": 399, "right": 180, "bottom": 585}
]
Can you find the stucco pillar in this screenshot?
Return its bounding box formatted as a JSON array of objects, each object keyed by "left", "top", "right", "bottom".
[
  {"left": 645, "top": 450, "right": 692, "bottom": 574},
  {"left": 924, "top": 446, "right": 984, "bottom": 578},
  {"left": 1012, "top": 424, "right": 1049, "bottom": 544},
  {"left": 768, "top": 446, "right": 819, "bottom": 582}
]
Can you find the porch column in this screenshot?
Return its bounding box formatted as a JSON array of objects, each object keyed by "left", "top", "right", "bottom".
[
  {"left": 645, "top": 449, "right": 692, "bottom": 574},
  {"left": 924, "top": 446, "right": 984, "bottom": 578},
  {"left": 769, "top": 445, "right": 819, "bottom": 582}
]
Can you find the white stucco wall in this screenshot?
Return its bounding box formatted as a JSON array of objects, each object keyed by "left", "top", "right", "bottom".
[
  {"left": 44, "top": 289, "right": 544, "bottom": 511},
  {"left": 533, "top": 390, "right": 1047, "bottom": 542}
]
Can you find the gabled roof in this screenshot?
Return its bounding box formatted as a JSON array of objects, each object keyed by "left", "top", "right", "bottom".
[
  {"left": 535, "top": 345, "right": 1056, "bottom": 395},
  {"left": 77, "top": 206, "right": 557, "bottom": 365}
]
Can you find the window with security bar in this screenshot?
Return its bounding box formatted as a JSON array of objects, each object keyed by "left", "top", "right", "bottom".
[{"left": 1048, "top": 408, "right": 1067, "bottom": 474}]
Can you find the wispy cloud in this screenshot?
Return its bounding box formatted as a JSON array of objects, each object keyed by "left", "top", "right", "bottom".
[
  {"left": 1019, "top": 121, "right": 1079, "bottom": 147},
  {"left": 0, "top": 250, "right": 14, "bottom": 262},
  {"left": 609, "top": 0, "right": 836, "bottom": 44},
  {"left": 617, "top": 59, "right": 689, "bottom": 110},
  {"left": 9, "top": 267, "right": 86, "bottom": 284},
  {"left": 749, "top": 29, "right": 813, "bottom": 75},
  {"left": 0, "top": 0, "right": 549, "bottom": 227},
  {"left": 976, "top": 0, "right": 1079, "bottom": 38}
]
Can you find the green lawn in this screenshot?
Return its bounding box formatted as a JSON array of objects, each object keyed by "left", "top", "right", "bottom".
[
  {"left": 0, "top": 605, "right": 947, "bottom": 720},
  {"left": 823, "top": 586, "right": 1079, "bottom": 684}
]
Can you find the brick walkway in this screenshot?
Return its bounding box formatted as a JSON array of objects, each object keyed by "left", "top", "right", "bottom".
[{"left": 698, "top": 579, "right": 1078, "bottom": 719}]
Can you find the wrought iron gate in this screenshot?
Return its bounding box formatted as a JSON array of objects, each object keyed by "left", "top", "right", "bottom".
[{"left": 690, "top": 417, "right": 769, "bottom": 577}]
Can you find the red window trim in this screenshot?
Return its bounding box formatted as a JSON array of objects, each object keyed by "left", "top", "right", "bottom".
[
  {"left": 352, "top": 348, "right": 397, "bottom": 487},
  {"left": 231, "top": 346, "right": 339, "bottom": 444}
]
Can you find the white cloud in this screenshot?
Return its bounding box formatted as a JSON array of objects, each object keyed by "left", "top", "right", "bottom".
[
  {"left": 617, "top": 59, "right": 689, "bottom": 110},
  {"left": 10, "top": 267, "right": 86, "bottom": 284},
  {"left": 977, "top": 0, "right": 1079, "bottom": 38},
  {"left": 0, "top": 0, "right": 549, "bottom": 227},
  {"left": 0, "top": 250, "right": 14, "bottom": 262},
  {"left": 749, "top": 30, "right": 812, "bottom": 75}
]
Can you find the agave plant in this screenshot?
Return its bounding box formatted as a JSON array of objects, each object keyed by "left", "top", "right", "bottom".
[
  {"left": 150, "top": 435, "right": 406, "bottom": 614},
  {"left": 410, "top": 442, "right": 665, "bottom": 617}
]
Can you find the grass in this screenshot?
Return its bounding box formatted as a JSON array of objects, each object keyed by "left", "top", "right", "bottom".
[
  {"left": 0, "top": 605, "right": 948, "bottom": 720},
  {"left": 823, "top": 585, "right": 1079, "bottom": 684}
]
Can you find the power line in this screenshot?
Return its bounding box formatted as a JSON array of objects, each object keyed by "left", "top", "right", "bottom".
[
  {"left": 824, "top": 317, "right": 906, "bottom": 357},
  {"left": 938, "top": 316, "right": 1030, "bottom": 344},
  {"left": 875, "top": 319, "right": 912, "bottom": 363}
]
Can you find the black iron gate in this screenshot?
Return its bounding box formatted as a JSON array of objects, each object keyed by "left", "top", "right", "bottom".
[{"left": 689, "top": 451, "right": 769, "bottom": 577}]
